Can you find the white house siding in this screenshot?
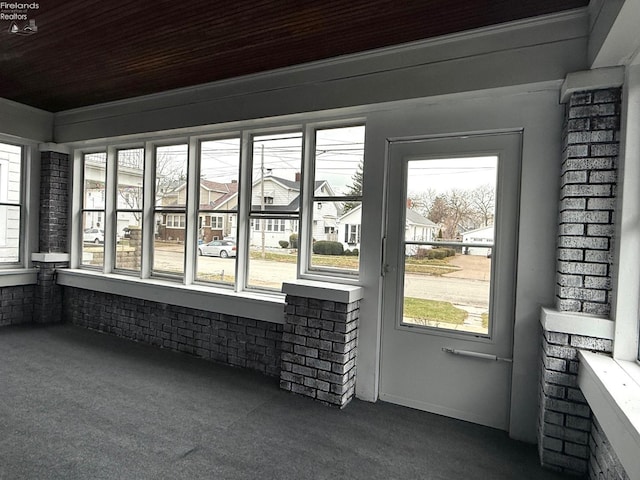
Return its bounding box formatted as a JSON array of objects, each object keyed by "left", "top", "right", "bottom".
[
  {"left": 462, "top": 225, "right": 494, "bottom": 256},
  {"left": 338, "top": 206, "right": 362, "bottom": 250}
]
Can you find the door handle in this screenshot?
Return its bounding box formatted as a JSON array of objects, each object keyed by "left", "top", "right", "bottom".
[{"left": 442, "top": 347, "right": 513, "bottom": 363}]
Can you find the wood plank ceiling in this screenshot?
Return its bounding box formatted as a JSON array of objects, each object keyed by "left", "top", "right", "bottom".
[{"left": 0, "top": 0, "right": 588, "bottom": 112}]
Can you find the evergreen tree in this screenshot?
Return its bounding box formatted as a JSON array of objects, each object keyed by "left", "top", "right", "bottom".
[{"left": 343, "top": 161, "right": 363, "bottom": 213}]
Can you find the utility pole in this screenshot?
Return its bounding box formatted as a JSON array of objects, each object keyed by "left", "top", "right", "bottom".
[{"left": 260, "top": 144, "right": 265, "bottom": 258}]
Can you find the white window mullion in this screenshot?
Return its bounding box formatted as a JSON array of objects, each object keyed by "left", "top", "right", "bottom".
[
  {"left": 103, "top": 146, "right": 117, "bottom": 274},
  {"left": 184, "top": 137, "right": 199, "bottom": 285},
  {"left": 299, "top": 124, "right": 314, "bottom": 277},
  {"left": 140, "top": 142, "right": 154, "bottom": 279},
  {"left": 236, "top": 131, "right": 252, "bottom": 292}
]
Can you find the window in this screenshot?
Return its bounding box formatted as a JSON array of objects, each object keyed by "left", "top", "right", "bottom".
[
  {"left": 74, "top": 122, "right": 365, "bottom": 292},
  {"left": 197, "top": 138, "right": 239, "bottom": 285},
  {"left": 81, "top": 152, "right": 106, "bottom": 268},
  {"left": 153, "top": 144, "right": 188, "bottom": 277},
  {"left": 309, "top": 125, "right": 365, "bottom": 273},
  {"left": 115, "top": 148, "right": 144, "bottom": 272},
  {"left": 248, "top": 132, "right": 302, "bottom": 290},
  {"left": 0, "top": 142, "right": 22, "bottom": 264},
  {"left": 211, "top": 216, "right": 223, "bottom": 229}
]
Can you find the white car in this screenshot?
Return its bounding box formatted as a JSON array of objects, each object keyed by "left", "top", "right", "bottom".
[
  {"left": 83, "top": 228, "right": 104, "bottom": 244},
  {"left": 198, "top": 240, "right": 236, "bottom": 258}
]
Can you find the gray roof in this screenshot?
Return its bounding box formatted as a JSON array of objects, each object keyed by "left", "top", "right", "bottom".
[{"left": 406, "top": 209, "right": 437, "bottom": 227}]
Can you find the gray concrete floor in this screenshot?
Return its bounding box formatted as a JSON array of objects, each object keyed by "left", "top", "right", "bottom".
[{"left": 0, "top": 324, "right": 571, "bottom": 480}]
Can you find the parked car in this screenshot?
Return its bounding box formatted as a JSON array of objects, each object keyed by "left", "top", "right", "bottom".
[
  {"left": 83, "top": 228, "right": 104, "bottom": 244},
  {"left": 198, "top": 239, "right": 236, "bottom": 258}
]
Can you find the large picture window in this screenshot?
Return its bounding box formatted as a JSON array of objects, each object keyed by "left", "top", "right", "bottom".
[
  {"left": 0, "top": 142, "right": 22, "bottom": 264},
  {"left": 75, "top": 123, "right": 365, "bottom": 293}
]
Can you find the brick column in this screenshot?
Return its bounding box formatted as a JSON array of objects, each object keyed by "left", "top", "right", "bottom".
[
  {"left": 32, "top": 147, "right": 70, "bottom": 324},
  {"left": 556, "top": 88, "right": 620, "bottom": 315},
  {"left": 39, "top": 150, "right": 70, "bottom": 254},
  {"left": 280, "top": 292, "right": 360, "bottom": 408},
  {"left": 538, "top": 86, "right": 622, "bottom": 476}
]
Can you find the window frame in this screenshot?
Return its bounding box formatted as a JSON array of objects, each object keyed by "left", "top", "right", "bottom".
[
  {"left": 71, "top": 119, "right": 366, "bottom": 294},
  {"left": 0, "top": 141, "right": 25, "bottom": 267},
  {"left": 80, "top": 151, "right": 108, "bottom": 270},
  {"left": 113, "top": 146, "right": 145, "bottom": 275},
  {"left": 151, "top": 143, "right": 189, "bottom": 280},
  {"left": 300, "top": 123, "right": 365, "bottom": 280}
]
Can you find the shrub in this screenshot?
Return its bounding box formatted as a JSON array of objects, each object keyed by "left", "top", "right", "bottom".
[
  {"left": 351, "top": 248, "right": 359, "bottom": 256},
  {"left": 289, "top": 233, "right": 298, "bottom": 249},
  {"left": 313, "top": 240, "right": 344, "bottom": 256},
  {"left": 278, "top": 240, "right": 289, "bottom": 249},
  {"left": 419, "top": 247, "right": 456, "bottom": 260}
]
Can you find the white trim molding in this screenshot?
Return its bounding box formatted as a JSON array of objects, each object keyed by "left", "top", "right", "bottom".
[
  {"left": 0, "top": 268, "right": 38, "bottom": 287},
  {"left": 282, "top": 279, "right": 364, "bottom": 304},
  {"left": 31, "top": 253, "right": 70, "bottom": 263},
  {"left": 579, "top": 351, "right": 640, "bottom": 480},
  {"left": 540, "top": 307, "right": 615, "bottom": 339},
  {"left": 560, "top": 66, "right": 625, "bottom": 103},
  {"left": 57, "top": 269, "right": 286, "bottom": 324}
]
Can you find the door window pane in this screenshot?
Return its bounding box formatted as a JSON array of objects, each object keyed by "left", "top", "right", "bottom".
[{"left": 402, "top": 157, "right": 497, "bottom": 335}]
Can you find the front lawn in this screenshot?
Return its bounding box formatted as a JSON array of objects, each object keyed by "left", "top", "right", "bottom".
[{"left": 403, "top": 297, "right": 468, "bottom": 324}]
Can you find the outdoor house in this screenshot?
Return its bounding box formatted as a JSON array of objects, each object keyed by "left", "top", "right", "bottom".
[
  {"left": 1, "top": 1, "right": 640, "bottom": 479},
  {"left": 462, "top": 225, "right": 494, "bottom": 257},
  {"left": 158, "top": 179, "right": 239, "bottom": 243},
  {"left": 249, "top": 173, "right": 340, "bottom": 249},
  {"left": 339, "top": 204, "right": 437, "bottom": 252}
]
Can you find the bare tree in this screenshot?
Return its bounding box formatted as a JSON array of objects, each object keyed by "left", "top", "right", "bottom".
[
  {"left": 408, "top": 188, "right": 438, "bottom": 218},
  {"left": 470, "top": 183, "right": 495, "bottom": 227},
  {"left": 114, "top": 149, "right": 187, "bottom": 226}
]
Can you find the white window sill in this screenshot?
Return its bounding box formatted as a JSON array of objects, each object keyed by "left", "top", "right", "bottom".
[
  {"left": 578, "top": 351, "right": 640, "bottom": 479},
  {"left": 57, "top": 269, "right": 286, "bottom": 324},
  {"left": 0, "top": 268, "right": 38, "bottom": 287},
  {"left": 282, "top": 279, "right": 364, "bottom": 303}
]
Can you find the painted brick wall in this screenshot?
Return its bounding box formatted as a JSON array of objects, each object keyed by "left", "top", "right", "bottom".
[
  {"left": 556, "top": 88, "right": 621, "bottom": 315},
  {"left": 589, "top": 417, "right": 630, "bottom": 480},
  {"left": 0, "top": 285, "right": 34, "bottom": 326},
  {"left": 63, "top": 287, "right": 283, "bottom": 376},
  {"left": 279, "top": 295, "right": 359, "bottom": 408},
  {"left": 39, "top": 151, "right": 69, "bottom": 253},
  {"left": 538, "top": 330, "right": 612, "bottom": 475},
  {"left": 539, "top": 86, "right": 629, "bottom": 479},
  {"left": 33, "top": 261, "right": 67, "bottom": 324}
]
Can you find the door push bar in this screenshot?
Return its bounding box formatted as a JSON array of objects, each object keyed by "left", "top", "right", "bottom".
[{"left": 442, "top": 347, "right": 513, "bottom": 363}]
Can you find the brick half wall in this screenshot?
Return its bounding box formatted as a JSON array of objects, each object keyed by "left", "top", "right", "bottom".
[
  {"left": 0, "top": 285, "right": 35, "bottom": 326},
  {"left": 63, "top": 287, "right": 283, "bottom": 376}
]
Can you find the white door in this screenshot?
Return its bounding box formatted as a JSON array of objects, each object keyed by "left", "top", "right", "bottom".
[{"left": 380, "top": 132, "right": 521, "bottom": 430}]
